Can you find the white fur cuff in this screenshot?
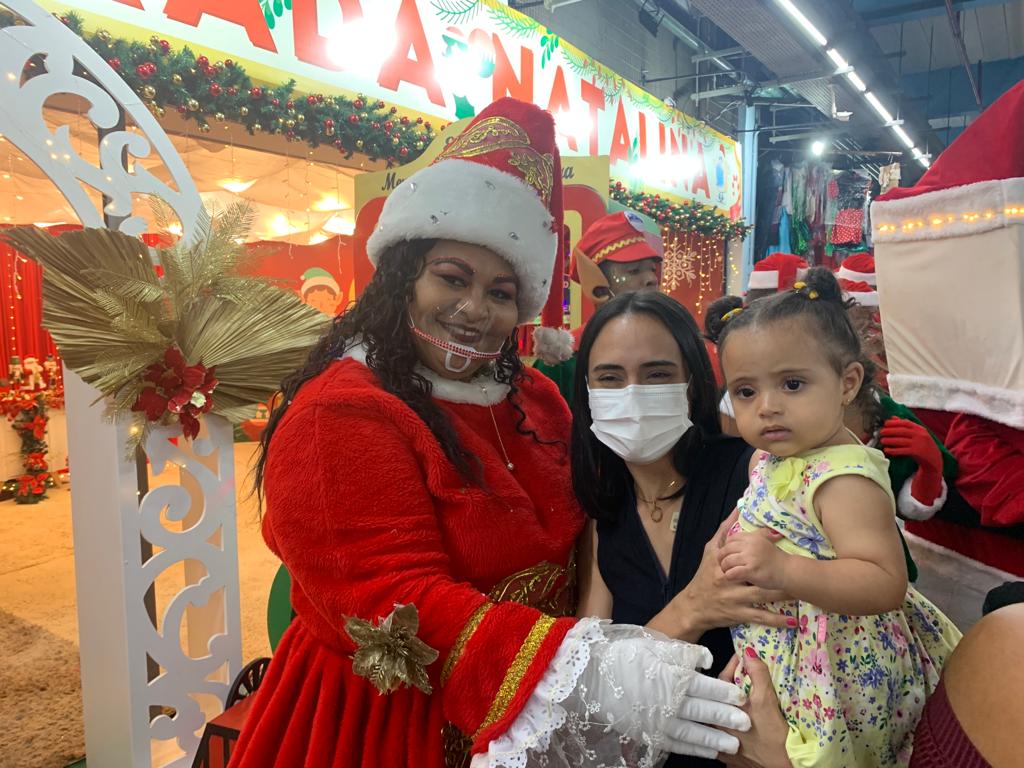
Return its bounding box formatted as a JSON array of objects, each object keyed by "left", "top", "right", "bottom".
[{"left": 898, "top": 475, "right": 947, "bottom": 521}]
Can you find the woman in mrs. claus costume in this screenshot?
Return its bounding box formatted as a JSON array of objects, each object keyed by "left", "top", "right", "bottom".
[{"left": 229, "top": 98, "right": 751, "bottom": 768}]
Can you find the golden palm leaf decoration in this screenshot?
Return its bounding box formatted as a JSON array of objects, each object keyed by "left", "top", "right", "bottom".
[{"left": 0, "top": 203, "right": 329, "bottom": 451}]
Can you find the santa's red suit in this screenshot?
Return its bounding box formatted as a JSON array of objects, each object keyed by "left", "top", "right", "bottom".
[{"left": 230, "top": 356, "right": 582, "bottom": 767}]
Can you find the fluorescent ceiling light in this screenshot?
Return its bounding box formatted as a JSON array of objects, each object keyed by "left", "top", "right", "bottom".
[
  {"left": 846, "top": 71, "right": 867, "bottom": 92},
  {"left": 826, "top": 48, "right": 848, "bottom": 69},
  {"left": 918, "top": 156, "right": 931, "bottom": 167},
  {"left": 774, "top": 0, "right": 828, "bottom": 47},
  {"left": 891, "top": 125, "right": 915, "bottom": 149},
  {"left": 811, "top": 139, "right": 826, "bottom": 156},
  {"left": 864, "top": 92, "right": 895, "bottom": 124}
]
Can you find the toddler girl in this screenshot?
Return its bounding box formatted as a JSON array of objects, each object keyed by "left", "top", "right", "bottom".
[{"left": 716, "top": 268, "right": 961, "bottom": 768}]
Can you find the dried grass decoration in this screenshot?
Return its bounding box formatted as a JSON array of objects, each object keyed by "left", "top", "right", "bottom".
[{"left": 0, "top": 203, "right": 329, "bottom": 453}]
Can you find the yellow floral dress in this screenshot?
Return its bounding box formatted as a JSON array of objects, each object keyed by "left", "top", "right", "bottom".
[{"left": 730, "top": 443, "right": 961, "bottom": 768}]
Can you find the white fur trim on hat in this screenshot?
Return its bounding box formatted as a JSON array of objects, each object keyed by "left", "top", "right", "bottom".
[
  {"left": 843, "top": 290, "right": 879, "bottom": 306},
  {"left": 532, "top": 326, "right": 574, "bottom": 366},
  {"left": 888, "top": 373, "right": 1024, "bottom": 429},
  {"left": 366, "top": 159, "right": 556, "bottom": 323},
  {"left": 838, "top": 266, "right": 877, "bottom": 285},
  {"left": 747, "top": 270, "right": 779, "bottom": 290},
  {"left": 871, "top": 177, "right": 1024, "bottom": 243}
]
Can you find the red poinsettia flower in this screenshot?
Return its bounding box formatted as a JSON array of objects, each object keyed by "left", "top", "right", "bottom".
[
  {"left": 26, "top": 451, "right": 48, "bottom": 471},
  {"left": 132, "top": 386, "right": 170, "bottom": 421},
  {"left": 29, "top": 414, "right": 48, "bottom": 439},
  {"left": 132, "top": 346, "right": 217, "bottom": 437}
]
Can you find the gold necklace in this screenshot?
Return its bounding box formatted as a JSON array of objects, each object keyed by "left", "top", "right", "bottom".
[
  {"left": 635, "top": 478, "right": 682, "bottom": 523},
  {"left": 481, "top": 385, "right": 514, "bottom": 472}
]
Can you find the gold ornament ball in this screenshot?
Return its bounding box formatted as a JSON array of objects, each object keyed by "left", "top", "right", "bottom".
[
  {"left": 252, "top": 122, "right": 262, "bottom": 132},
  {"left": 240, "top": 105, "right": 249, "bottom": 116},
  {"left": 200, "top": 123, "right": 211, "bottom": 133},
  {"left": 186, "top": 98, "right": 199, "bottom": 112},
  {"left": 149, "top": 34, "right": 159, "bottom": 44},
  {"left": 277, "top": 117, "right": 285, "bottom": 125},
  {"left": 142, "top": 85, "right": 156, "bottom": 99},
  {"left": 325, "top": 126, "right": 335, "bottom": 136},
  {"left": 356, "top": 139, "right": 364, "bottom": 149},
  {"left": 296, "top": 113, "right": 305, "bottom": 123},
  {"left": 171, "top": 73, "right": 182, "bottom": 85},
  {"left": 157, "top": 107, "right": 165, "bottom": 117},
  {"left": 189, "top": 67, "right": 197, "bottom": 76},
  {"left": 214, "top": 112, "right": 225, "bottom": 121},
  {"left": 285, "top": 119, "right": 296, "bottom": 128},
  {"left": 97, "top": 30, "right": 111, "bottom": 43},
  {"left": 392, "top": 137, "right": 400, "bottom": 146}
]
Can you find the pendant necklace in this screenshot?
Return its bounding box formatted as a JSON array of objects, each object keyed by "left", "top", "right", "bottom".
[
  {"left": 481, "top": 384, "right": 514, "bottom": 471},
  {"left": 635, "top": 478, "right": 682, "bottom": 523}
]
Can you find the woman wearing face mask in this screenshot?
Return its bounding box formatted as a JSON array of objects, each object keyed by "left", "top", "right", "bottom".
[
  {"left": 573, "top": 291, "right": 794, "bottom": 768},
  {"left": 231, "top": 99, "right": 751, "bottom": 768}
]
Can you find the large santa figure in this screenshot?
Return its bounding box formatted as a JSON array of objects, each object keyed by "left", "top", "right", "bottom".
[{"left": 870, "top": 80, "right": 1024, "bottom": 576}]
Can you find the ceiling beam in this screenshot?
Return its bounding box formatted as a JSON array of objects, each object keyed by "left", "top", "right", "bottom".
[{"left": 859, "top": 0, "right": 1008, "bottom": 28}]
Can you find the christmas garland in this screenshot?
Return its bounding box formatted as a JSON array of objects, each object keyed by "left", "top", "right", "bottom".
[
  {"left": 609, "top": 182, "right": 753, "bottom": 241},
  {"left": 0, "top": 389, "right": 54, "bottom": 504},
  {"left": 2, "top": 9, "right": 437, "bottom": 166}
]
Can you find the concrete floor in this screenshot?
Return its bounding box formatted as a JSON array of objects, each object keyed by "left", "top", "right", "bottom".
[{"left": 0, "top": 442, "right": 279, "bottom": 768}]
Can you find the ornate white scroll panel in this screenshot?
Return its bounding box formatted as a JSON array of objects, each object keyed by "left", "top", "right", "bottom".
[{"left": 0, "top": 0, "right": 203, "bottom": 244}]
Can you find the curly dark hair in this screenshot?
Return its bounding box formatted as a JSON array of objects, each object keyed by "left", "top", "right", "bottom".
[{"left": 253, "top": 239, "right": 541, "bottom": 503}]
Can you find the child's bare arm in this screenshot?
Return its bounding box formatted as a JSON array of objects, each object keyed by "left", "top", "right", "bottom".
[{"left": 782, "top": 474, "right": 908, "bottom": 614}]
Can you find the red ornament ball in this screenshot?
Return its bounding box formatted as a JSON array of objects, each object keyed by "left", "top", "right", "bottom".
[
  {"left": 224, "top": 59, "right": 234, "bottom": 68},
  {"left": 353, "top": 99, "right": 364, "bottom": 110},
  {"left": 177, "top": 105, "right": 187, "bottom": 115},
  {"left": 107, "top": 57, "right": 121, "bottom": 70},
  {"left": 285, "top": 131, "right": 296, "bottom": 140},
  {"left": 399, "top": 116, "right": 409, "bottom": 125},
  {"left": 286, "top": 100, "right": 294, "bottom": 110},
  {"left": 271, "top": 98, "right": 280, "bottom": 107},
  {"left": 399, "top": 147, "right": 409, "bottom": 157},
  {"left": 250, "top": 87, "right": 263, "bottom": 100},
  {"left": 416, "top": 117, "right": 423, "bottom": 124},
  {"left": 196, "top": 55, "right": 209, "bottom": 68},
  {"left": 306, "top": 95, "right": 317, "bottom": 106},
  {"left": 377, "top": 100, "right": 386, "bottom": 108},
  {"left": 383, "top": 120, "right": 393, "bottom": 131},
  {"left": 323, "top": 118, "right": 335, "bottom": 128},
  {"left": 333, "top": 139, "right": 344, "bottom": 149},
  {"left": 424, "top": 121, "right": 432, "bottom": 130},
  {"left": 159, "top": 40, "right": 170, "bottom": 54},
  {"left": 389, "top": 106, "right": 397, "bottom": 114},
  {"left": 372, "top": 122, "right": 380, "bottom": 130},
  {"left": 209, "top": 83, "right": 221, "bottom": 96},
  {"left": 137, "top": 63, "right": 153, "bottom": 79},
  {"left": 316, "top": 94, "right": 325, "bottom": 103},
  {"left": 227, "top": 86, "right": 238, "bottom": 96},
  {"left": 348, "top": 114, "right": 360, "bottom": 124}
]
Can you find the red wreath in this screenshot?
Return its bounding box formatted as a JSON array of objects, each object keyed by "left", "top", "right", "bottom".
[{"left": 131, "top": 347, "right": 218, "bottom": 439}]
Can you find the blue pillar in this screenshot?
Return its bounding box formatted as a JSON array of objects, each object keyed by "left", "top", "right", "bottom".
[{"left": 739, "top": 104, "right": 757, "bottom": 293}]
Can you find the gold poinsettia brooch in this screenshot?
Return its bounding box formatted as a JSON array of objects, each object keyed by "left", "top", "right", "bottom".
[{"left": 344, "top": 603, "right": 439, "bottom": 695}]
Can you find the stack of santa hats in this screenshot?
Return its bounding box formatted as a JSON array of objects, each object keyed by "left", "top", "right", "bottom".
[{"left": 836, "top": 252, "right": 878, "bottom": 307}]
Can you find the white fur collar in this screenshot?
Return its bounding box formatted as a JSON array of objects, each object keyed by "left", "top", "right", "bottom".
[{"left": 341, "top": 343, "right": 510, "bottom": 406}]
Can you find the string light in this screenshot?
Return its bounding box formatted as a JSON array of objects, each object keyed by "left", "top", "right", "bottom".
[{"left": 877, "top": 205, "right": 1024, "bottom": 235}]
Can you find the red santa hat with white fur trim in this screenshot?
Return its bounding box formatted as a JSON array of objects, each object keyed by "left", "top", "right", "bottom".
[
  {"left": 836, "top": 252, "right": 878, "bottom": 306},
  {"left": 871, "top": 80, "right": 1024, "bottom": 428},
  {"left": 367, "top": 97, "right": 569, "bottom": 356},
  {"left": 746, "top": 252, "right": 809, "bottom": 292}
]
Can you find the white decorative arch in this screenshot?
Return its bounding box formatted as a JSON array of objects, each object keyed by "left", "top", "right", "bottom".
[{"left": 0, "top": 4, "right": 240, "bottom": 766}]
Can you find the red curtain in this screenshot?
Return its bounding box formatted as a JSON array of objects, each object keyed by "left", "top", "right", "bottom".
[{"left": 0, "top": 225, "right": 75, "bottom": 380}]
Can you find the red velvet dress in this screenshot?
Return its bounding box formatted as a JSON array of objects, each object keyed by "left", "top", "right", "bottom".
[{"left": 229, "top": 359, "right": 583, "bottom": 768}]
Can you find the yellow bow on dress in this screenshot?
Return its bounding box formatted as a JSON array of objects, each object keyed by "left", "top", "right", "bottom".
[{"left": 767, "top": 456, "right": 807, "bottom": 500}]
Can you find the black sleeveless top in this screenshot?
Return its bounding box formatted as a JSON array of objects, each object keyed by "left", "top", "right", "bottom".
[{"left": 595, "top": 435, "right": 753, "bottom": 768}]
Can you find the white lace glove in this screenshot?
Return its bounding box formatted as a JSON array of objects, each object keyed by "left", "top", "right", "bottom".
[
  {"left": 483, "top": 619, "right": 750, "bottom": 768},
  {"left": 587, "top": 635, "right": 749, "bottom": 758}
]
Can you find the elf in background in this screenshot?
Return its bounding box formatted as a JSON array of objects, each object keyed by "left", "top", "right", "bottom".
[
  {"left": 533, "top": 210, "right": 663, "bottom": 403},
  {"left": 299, "top": 267, "right": 341, "bottom": 316}
]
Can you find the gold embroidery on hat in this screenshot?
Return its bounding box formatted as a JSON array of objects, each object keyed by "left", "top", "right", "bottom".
[
  {"left": 507, "top": 150, "right": 554, "bottom": 205},
  {"left": 591, "top": 235, "right": 646, "bottom": 264},
  {"left": 435, "top": 116, "right": 531, "bottom": 161}
]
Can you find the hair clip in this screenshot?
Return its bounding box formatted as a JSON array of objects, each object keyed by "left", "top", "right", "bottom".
[
  {"left": 793, "top": 281, "right": 819, "bottom": 300},
  {"left": 721, "top": 307, "right": 744, "bottom": 323}
]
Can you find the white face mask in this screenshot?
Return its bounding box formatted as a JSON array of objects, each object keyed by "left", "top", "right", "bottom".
[{"left": 588, "top": 383, "right": 693, "bottom": 465}]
